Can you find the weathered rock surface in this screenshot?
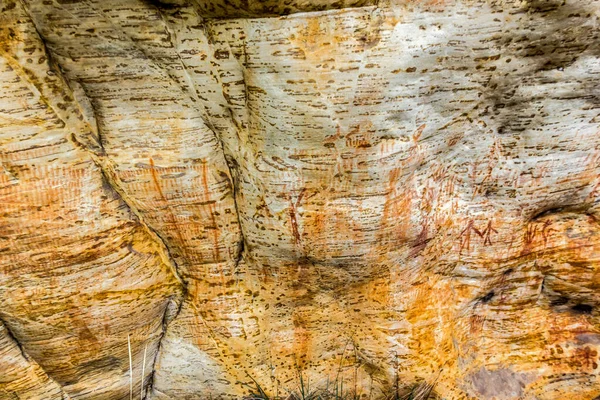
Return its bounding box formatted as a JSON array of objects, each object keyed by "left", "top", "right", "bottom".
[{"left": 0, "top": 0, "right": 599, "bottom": 398}]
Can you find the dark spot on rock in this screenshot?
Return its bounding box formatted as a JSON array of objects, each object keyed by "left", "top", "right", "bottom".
[
  {"left": 2, "top": 1, "right": 16, "bottom": 11},
  {"left": 481, "top": 291, "right": 495, "bottom": 303},
  {"left": 551, "top": 296, "right": 569, "bottom": 306},
  {"left": 571, "top": 303, "right": 593, "bottom": 315},
  {"left": 214, "top": 50, "right": 230, "bottom": 60},
  {"left": 144, "top": 0, "right": 183, "bottom": 10}
]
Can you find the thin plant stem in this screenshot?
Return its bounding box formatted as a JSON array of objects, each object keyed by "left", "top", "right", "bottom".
[
  {"left": 128, "top": 334, "right": 133, "bottom": 400},
  {"left": 141, "top": 343, "right": 147, "bottom": 400}
]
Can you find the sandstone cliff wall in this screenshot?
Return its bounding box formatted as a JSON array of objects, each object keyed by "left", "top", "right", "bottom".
[{"left": 0, "top": 0, "right": 599, "bottom": 398}]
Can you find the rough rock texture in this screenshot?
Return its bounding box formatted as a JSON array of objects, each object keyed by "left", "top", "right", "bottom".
[{"left": 0, "top": 0, "right": 599, "bottom": 399}]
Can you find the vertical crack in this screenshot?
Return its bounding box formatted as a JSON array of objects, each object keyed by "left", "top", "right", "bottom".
[{"left": 142, "top": 290, "right": 186, "bottom": 400}]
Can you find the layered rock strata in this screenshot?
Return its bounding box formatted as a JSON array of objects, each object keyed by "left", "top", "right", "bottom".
[{"left": 0, "top": 0, "right": 599, "bottom": 398}]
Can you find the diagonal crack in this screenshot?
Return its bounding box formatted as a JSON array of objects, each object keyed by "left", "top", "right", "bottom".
[
  {"left": 152, "top": 3, "right": 248, "bottom": 267},
  {"left": 0, "top": 315, "right": 72, "bottom": 399},
  {"left": 17, "top": 0, "right": 185, "bottom": 288},
  {"left": 44, "top": 52, "right": 188, "bottom": 400},
  {"left": 0, "top": 316, "right": 28, "bottom": 362},
  {"left": 20, "top": 2, "right": 249, "bottom": 397},
  {"left": 8, "top": 4, "right": 188, "bottom": 398}
]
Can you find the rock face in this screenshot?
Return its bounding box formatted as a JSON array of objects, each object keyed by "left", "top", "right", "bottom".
[{"left": 0, "top": 0, "right": 599, "bottom": 398}]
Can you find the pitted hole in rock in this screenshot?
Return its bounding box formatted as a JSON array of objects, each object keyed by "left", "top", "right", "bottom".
[
  {"left": 549, "top": 297, "right": 595, "bottom": 315},
  {"left": 480, "top": 291, "right": 495, "bottom": 303},
  {"left": 571, "top": 303, "right": 593, "bottom": 315}
]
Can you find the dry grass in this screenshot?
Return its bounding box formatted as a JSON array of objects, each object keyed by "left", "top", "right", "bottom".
[
  {"left": 128, "top": 335, "right": 149, "bottom": 400},
  {"left": 241, "top": 369, "right": 430, "bottom": 400}
]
